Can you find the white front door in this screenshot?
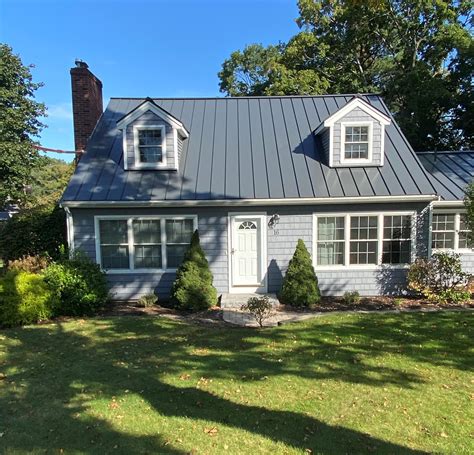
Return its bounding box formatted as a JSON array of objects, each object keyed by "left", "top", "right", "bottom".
[{"left": 231, "top": 217, "right": 261, "bottom": 286}]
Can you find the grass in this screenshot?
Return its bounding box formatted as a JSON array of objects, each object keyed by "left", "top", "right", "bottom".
[{"left": 0, "top": 312, "right": 472, "bottom": 454}]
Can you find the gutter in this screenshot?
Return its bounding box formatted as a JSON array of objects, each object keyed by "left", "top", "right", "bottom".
[{"left": 61, "top": 194, "right": 439, "bottom": 209}]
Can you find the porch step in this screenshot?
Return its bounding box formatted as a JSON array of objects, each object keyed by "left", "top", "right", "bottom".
[{"left": 219, "top": 293, "right": 279, "bottom": 309}]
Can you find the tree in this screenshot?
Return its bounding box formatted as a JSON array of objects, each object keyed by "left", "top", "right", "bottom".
[
  {"left": 171, "top": 230, "right": 217, "bottom": 311},
  {"left": 0, "top": 44, "right": 45, "bottom": 208},
  {"left": 25, "top": 156, "right": 74, "bottom": 208},
  {"left": 218, "top": 1, "right": 473, "bottom": 151},
  {"left": 279, "top": 239, "right": 321, "bottom": 307}
]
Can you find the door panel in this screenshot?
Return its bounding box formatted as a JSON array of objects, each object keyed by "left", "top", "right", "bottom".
[{"left": 232, "top": 218, "right": 260, "bottom": 286}]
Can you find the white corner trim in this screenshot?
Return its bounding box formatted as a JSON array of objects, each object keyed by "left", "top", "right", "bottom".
[
  {"left": 116, "top": 100, "right": 189, "bottom": 138},
  {"left": 132, "top": 124, "right": 168, "bottom": 169},
  {"left": 62, "top": 194, "right": 438, "bottom": 209},
  {"left": 323, "top": 98, "right": 391, "bottom": 127},
  {"left": 64, "top": 207, "right": 75, "bottom": 253}
]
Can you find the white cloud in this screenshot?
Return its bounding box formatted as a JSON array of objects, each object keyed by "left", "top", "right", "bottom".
[{"left": 46, "top": 103, "right": 73, "bottom": 120}]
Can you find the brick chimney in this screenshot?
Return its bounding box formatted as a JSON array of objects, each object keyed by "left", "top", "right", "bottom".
[{"left": 70, "top": 60, "right": 103, "bottom": 157}]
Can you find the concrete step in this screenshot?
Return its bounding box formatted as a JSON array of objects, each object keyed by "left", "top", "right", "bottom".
[{"left": 219, "top": 293, "right": 279, "bottom": 309}]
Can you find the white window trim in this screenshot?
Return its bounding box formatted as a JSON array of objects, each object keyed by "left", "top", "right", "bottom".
[
  {"left": 431, "top": 209, "right": 473, "bottom": 254},
  {"left": 312, "top": 211, "right": 417, "bottom": 270},
  {"left": 340, "top": 122, "right": 373, "bottom": 165},
  {"left": 94, "top": 215, "right": 198, "bottom": 274},
  {"left": 133, "top": 124, "right": 167, "bottom": 169}
]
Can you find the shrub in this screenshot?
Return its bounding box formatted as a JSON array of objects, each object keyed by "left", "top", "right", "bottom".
[
  {"left": 138, "top": 293, "right": 158, "bottom": 308},
  {"left": 0, "top": 270, "right": 59, "bottom": 327},
  {"left": 0, "top": 205, "right": 66, "bottom": 262},
  {"left": 241, "top": 295, "right": 273, "bottom": 327},
  {"left": 279, "top": 239, "right": 321, "bottom": 307},
  {"left": 342, "top": 290, "right": 361, "bottom": 305},
  {"left": 7, "top": 255, "right": 50, "bottom": 273},
  {"left": 171, "top": 230, "right": 217, "bottom": 311},
  {"left": 43, "top": 252, "right": 108, "bottom": 316},
  {"left": 408, "top": 252, "right": 471, "bottom": 304}
]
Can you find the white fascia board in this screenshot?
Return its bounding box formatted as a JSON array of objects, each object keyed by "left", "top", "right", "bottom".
[
  {"left": 62, "top": 194, "right": 438, "bottom": 209},
  {"left": 323, "top": 98, "right": 391, "bottom": 128},
  {"left": 432, "top": 199, "right": 465, "bottom": 207},
  {"left": 116, "top": 101, "right": 189, "bottom": 138}
]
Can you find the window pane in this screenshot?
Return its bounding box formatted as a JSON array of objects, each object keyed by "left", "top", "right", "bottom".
[
  {"left": 101, "top": 245, "right": 129, "bottom": 269},
  {"left": 460, "top": 214, "right": 469, "bottom": 231},
  {"left": 139, "top": 146, "right": 162, "bottom": 163},
  {"left": 317, "top": 242, "right": 344, "bottom": 265},
  {"left": 458, "top": 232, "right": 471, "bottom": 249},
  {"left": 166, "top": 219, "right": 194, "bottom": 243},
  {"left": 350, "top": 216, "right": 377, "bottom": 240},
  {"left": 135, "top": 245, "right": 162, "bottom": 268},
  {"left": 382, "top": 240, "right": 411, "bottom": 264},
  {"left": 100, "top": 220, "right": 128, "bottom": 244},
  {"left": 432, "top": 214, "right": 455, "bottom": 231},
  {"left": 349, "top": 241, "right": 378, "bottom": 265},
  {"left": 133, "top": 220, "right": 161, "bottom": 244},
  {"left": 432, "top": 232, "right": 455, "bottom": 249},
  {"left": 138, "top": 129, "right": 162, "bottom": 145},
  {"left": 317, "top": 217, "right": 344, "bottom": 241},
  {"left": 344, "top": 143, "right": 368, "bottom": 160},
  {"left": 383, "top": 215, "right": 411, "bottom": 240},
  {"left": 167, "top": 245, "right": 188, "bottom": 268}
]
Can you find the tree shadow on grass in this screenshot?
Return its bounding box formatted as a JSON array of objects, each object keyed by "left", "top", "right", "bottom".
[{"left": 1, "top": 314, "right": 461, "bottom": 453}]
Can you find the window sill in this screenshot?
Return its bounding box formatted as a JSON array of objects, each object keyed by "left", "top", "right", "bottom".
[
  {"left": 130, "top": 164, "right": 177, "bottom": 171},
  {"left": 102, "top": 268, "right": 178, "bottom": 274},
  {"left": 314, "top": 264, "right": 411, "bottom": 271}
]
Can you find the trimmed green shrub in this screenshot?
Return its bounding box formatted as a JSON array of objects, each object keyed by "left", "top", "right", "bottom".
[
  {"left": 0, "top": 205, "right": 66, "bottom": 262},
  {"left": 241, "top": 295, "right": 273, "bottom": 327},
  {"left": 7, "top": 255, "right": 50, "bottom": 273},
  {"left": 0, "top": 270, "right": 59, "bottom": 327},
  {"left": 171, "top": 230, "right": 217, "bottom": 311},
  {"left": 279, "top": 239, "right": 320, "bottom": 307},
  {"left": 408, "top": 252, "right": 471, "bottom": 304},
  {"left": 342, "top": 290, "right": 361, "bottom": 305},
  {"left": 43, "top": 252, "right": 108, "bottom": 316},
  {"left": 138, "top": 293, "right": 158, "bottom": 308}
]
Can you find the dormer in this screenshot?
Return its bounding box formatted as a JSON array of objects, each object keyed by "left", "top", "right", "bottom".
[
  {"left": 315, "top": 97, "right": 391, "bottom": 167},
  {"left": 116, "top": 98, "right": 189, "bottom": 171}
]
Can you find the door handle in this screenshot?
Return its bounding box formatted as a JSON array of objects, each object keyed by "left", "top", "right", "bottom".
[{"left": 231, "top": 248, "right": 236, "bottom": 254}]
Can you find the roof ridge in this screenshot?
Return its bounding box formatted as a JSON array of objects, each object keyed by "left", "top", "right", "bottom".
[{"left": 109, "top": 93, "right": 381, "bottom": 101}]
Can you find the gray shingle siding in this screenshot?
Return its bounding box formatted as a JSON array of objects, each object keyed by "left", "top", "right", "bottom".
[
  {"left": 70, "top": 202, "right": 434, "bottom": 300},
  {"left": 125, "top": 110, "right": 176, "bottom": 170}
]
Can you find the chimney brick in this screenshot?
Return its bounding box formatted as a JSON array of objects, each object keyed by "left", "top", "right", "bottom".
[{"left": 70, "top": 61, "right": 103, "bottom": 158}]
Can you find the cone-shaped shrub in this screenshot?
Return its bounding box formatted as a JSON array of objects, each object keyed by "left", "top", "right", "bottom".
[
  {"left": 171, "top": 230, "right": 217, "bottom": 311},
  {"left": 279, "top": 239, "right": 320, "bottom": 307}
]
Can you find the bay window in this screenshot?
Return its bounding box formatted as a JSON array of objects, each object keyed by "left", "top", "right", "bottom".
[
  {"left": 314, "top": 212, "right": 415, "bottom": 268},
  {"left": 96, "top": 216, "right": 197, "bottom": 271}
]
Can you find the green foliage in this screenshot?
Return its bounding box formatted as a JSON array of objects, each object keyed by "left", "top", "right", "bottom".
[
  {"left": 25, "top": 156, "right": 74, "bottom": 208},
  {"left": 7, "top": 255, "right": 50, "bottom": 273},
  {"left": 138, "top": 293, "right": 158, "bottom": 308},
  {"left": 408, "top": 252, "right": 471, "bottom": 304},
  {"left": 0, "top": 270, "right": 59, "bottom": 327},
  {"left": 43, "top": 252, "right": 108, "bottom": 316},
  {"left": 171, "top": 230, "right": 217, "bottom": 311},
  {"left": 342, "top": 291, "right": 361, "bottom": 305},
  {"left": 0, "top": 44, "right": 46, "bottom": 207},
  {"left": 241, "top": 295, "right": 273, "bottom": 327},
  {"left": 393, "top": 298, "right": 404, "bottom": 307},
  {"left": 279, "top": 239, "right": 320, "bottom": 307},
  {"left": 464, "top": 181, "right": 474, "bottom": 244},
  {"left": 0, "top": 205, "right": 66, "bottom": 261},
  {"left": 218, "top": 1, "right": 473, "bottom": 151}
]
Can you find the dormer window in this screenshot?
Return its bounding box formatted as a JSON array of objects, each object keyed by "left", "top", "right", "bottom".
[
  {"left": 134, "top": 126, "right": 166, "bottom": 167},
  {"left": 342, "top": 124, "right": 372, "bottom": 163}
]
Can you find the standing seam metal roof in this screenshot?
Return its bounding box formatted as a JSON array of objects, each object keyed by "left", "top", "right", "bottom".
[{"left": 62, "top": 94, "right": 439, "bottom": 202}]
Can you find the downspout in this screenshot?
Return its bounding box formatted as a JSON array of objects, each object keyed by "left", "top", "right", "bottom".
[{"left": 64, "top": 206, "right": 75, "bottom": 255}]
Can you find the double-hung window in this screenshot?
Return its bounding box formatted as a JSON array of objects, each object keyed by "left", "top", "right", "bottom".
[
  {"left": 96, "top": 216, "right": 196, "bottom": 271},
  {"left": 432, "top": 212, "right": 472, "bottom": 251},
  {"left": 343, "top": 125, "right": 371, "bottom": 161},
  {"left": 134, "top": 125, "right": 166, "bottom": 166},
  {"left": 314, "top": 212, "right": 415, "bottom": 267}
]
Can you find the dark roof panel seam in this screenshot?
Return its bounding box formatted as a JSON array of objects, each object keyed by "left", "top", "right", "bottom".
[
  {"left": 268, "top": 99, "right": 286, "bottom": 197},
  {"left": 257, "top": 99, "right": 271, "bottom": 198},
  {"left": 209, "top": 99, "right": 218, "bottom": 199},
  {"left": 177, "top": 100, "right": 196, "bottom": 200},
  {"left": 247, "top": 99, "right": 256, "bottom": 199}
]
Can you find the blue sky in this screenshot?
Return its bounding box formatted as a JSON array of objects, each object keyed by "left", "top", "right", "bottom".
[{"left": 1, "top": 0, "right": 300, "bottom": 162}]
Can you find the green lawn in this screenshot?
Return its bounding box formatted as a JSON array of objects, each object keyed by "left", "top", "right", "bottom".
[{"left": 0, "top": 312, "right": 472, "bottom": 454}]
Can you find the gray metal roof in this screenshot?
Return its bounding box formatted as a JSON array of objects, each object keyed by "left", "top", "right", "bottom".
[
  {"left": 63, "top": 94, "right": 438, "bottom": 202},
  {"left": 418, "top": 151, "right": 474, "bottom": 201}
]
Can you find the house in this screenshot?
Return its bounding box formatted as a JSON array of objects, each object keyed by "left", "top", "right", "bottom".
[{"left": 61, "top": 62, "right": 473, "bottom": 301}]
